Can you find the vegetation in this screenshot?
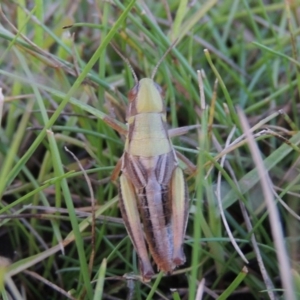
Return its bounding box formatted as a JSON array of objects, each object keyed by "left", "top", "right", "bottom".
[{"left": 0, "top": 0, "right": 299, "bottom": 299}]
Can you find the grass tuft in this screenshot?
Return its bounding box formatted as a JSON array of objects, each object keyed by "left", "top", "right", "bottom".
[{"left": 0, "top": 1, "right": 299, "bottom": 299}]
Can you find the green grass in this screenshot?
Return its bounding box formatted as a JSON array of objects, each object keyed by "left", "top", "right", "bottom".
[{"left": 0, "top": 0, "right": 300, "bottom": 299}]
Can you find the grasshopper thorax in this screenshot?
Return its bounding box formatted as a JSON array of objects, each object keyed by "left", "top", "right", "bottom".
[{"left": 126, "top": 78, "right": 166, "bottom": 119}]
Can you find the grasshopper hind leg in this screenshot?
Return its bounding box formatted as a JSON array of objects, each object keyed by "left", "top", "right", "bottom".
[
  {"left": 170, "top": 167, "right": 189, "bottom": 266},
  {"left": 119, "top": 174, "right": 155, "bottom": 281}
]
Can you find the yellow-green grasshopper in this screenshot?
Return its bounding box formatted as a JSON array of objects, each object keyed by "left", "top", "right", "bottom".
[{"left": 108, "top": 45, "right": 197, "bottom": 281}]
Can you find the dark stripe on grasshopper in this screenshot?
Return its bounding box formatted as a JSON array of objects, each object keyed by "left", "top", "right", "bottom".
[
  {"left": 155, "top": 154, "right": 168, "bottom": 183},
  {"left": 161, "top": 185, "right": 171, "bottom": 226},
  {"left": 155, "top": 154, "right": 175, "bottom": 226},
  {"left": 138, "top": 188, "right": 156, "bottom": 244},
  {"left": 127, "top": 117, "right": 136, "bottom": 144},
  {"left": 125, "top": 153, "right": 148, "bottom": 187}
]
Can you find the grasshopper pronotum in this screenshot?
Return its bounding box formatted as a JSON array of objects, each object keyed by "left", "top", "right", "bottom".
[{"left": 107, "top": 44, "right": 197, "bottom": 281}]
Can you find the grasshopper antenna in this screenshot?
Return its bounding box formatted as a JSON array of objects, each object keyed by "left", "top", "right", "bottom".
[
  {"left": 151, "top": 39, "right": 178, "bottom": 80},
  {"left": 110, "top": 43, "right": 138, "bottom": 85}
]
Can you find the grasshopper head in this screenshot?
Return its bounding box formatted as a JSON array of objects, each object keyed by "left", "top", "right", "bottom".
[{"left": 127, "top": 78, "right": 166, "bottom": 118}]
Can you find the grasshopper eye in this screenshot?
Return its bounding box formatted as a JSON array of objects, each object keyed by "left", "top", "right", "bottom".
[
  {"left": 128, "top": 84, "right": 139, "bottom": 102},
  {"left": 154, "top": 82, "right": 165, "bottom": 99}
]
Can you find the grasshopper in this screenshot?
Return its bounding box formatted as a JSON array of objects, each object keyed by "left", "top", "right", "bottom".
[{"left": 108, "top": 44, "right": 197, "bottom": 281}]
